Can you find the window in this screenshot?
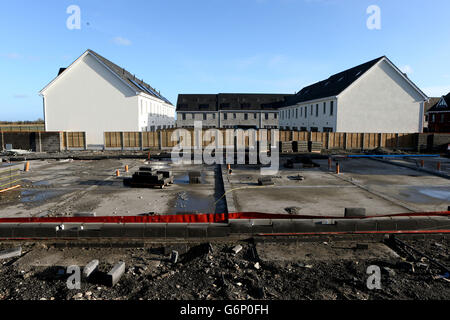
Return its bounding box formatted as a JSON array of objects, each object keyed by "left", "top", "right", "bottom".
[
  {"left": 265, "top": 113, "right": 269, "bottom": 120},
  {"left": 224, "top": 113, "right": 228, "bottom": 120},
  {"left": 330, "top": 101, "right": 334, "bottom": 116},
  {"left": 274, "top": 113, "right": 277, "bottom": 119},
  {"left": 300, "top": 127, "right": 307, "bottom": 132},
  {"left": 441, "top": 114, "right": 445, "bottom": 123},
  {"left": 431, "top": 114, "right": 435, "bottom": 122},
  {"left": 310, "top": 127, "right": 319, "bottom": 132},
  {"left": 316, "top": 104, "right": 319, "bottom": 117},
  {"left": 233, "top": 113, "right": 237, "bottom": 119},
  {"left": 296, "top": 109, "right": 298, "bottom": 118},
  {"left": 203, "top": 113, "right": 207, "bottom": 120},
  {"left": 254, "top": 113, "right": 257, "bottom": 119},
  {"left": 323, "top": 127, "right": 333, "bottom": 133},
  {"left": 300, "top": 107, "right": 303, "bottom": 117},
  {"left": 323, "top": 102, "right": 326, "bottom": 114},
  {"left": 311, "top": 105, "right": 313, "bottom": 115},
  {"left": 212, "top": 113, "right": 216, "bottom": 119},
  {"left": 244, "top": 113, "right": 248, "bottom": 120},
  {"left": 182, "top": 113, "right": 186, "bottom": 120},
  {"left": 305, "top": 107, "right": 307, "bottom": 118}
]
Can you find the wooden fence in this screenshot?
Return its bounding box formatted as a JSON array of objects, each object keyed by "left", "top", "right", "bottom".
[
  {"left": 0, "top": 124, "right": 45, "bottom": 132},
  {"left": 103, "top": 130, "right": 419, "bottom": 151}
]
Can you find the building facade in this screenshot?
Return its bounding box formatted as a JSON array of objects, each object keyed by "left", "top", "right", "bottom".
[
  {"left": 39, "top": 50, "right": 175, "bottom": 147},
  {"left": 279, "top": 56, "right": 428, "bottom": 133},
  {"left": 426, "top": 93, "right": 450, "bottom": 133},
  {"left": 176, "top": 93, "right": 291, "bottom": 129}
]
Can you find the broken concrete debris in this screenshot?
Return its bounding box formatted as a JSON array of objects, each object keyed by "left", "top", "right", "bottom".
[
  {"left": 232, "top": 245, "right": 243, "bottom": 255},
  {"left": 83, "top": 259, "right": 99, "bottom": 278},
  {"left": 171, "top": 250, "right": 179, "bottom": 264},
  {"left": 0, "top": 246, "right": 22, "bottom": 260},
  {"left": 285, "top": 207, "right": 302, "bottom": 215},
  {"left": 107, "top": 261, "right": 126, "bottom": 287}
]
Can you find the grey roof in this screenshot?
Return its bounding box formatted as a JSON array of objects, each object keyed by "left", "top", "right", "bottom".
[
  {"left": 87, "top": 50, "right": 173, "bottom": 105},
  {"left": 286, "top": 56, "right": 385, "bottom": 105},
  {"left": 424, "top": 97, "right": 440, "bottom": 112},
  {"left": 176, "top": 93, "right": 292, "bottom": 112},
  {"left": 427, "top": 93, "right": 450, "bottom": 113}
]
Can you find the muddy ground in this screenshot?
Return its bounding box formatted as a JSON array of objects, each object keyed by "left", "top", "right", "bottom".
[{"left": 0, "top": 237, "right": 448, "bottom": 300}]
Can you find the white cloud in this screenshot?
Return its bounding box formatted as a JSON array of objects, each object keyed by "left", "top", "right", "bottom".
[
  {"left": 113, "top": 36, "right": 132, "bottom": 46},
  {"left": 422, "top": 85, "right": 450, "bottom": 97},
  {"left": 13, "top": 94, "right": 29, "bottom": 99},
  {"left": 1, "top": 53, "right": 22, "bottom": 59},
  {"left": 400, "top": 65, "right": 413, "bottom": 75}
]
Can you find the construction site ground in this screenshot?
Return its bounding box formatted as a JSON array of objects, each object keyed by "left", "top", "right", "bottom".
[{"left": 0, "top": 237, "right": 449, "bottom": 300}]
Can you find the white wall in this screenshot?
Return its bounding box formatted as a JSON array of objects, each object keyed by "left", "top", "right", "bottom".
[
  {"left": 279, "top": 98, "right": 337, "bottom": 131},
  {"left": 337, "top": 60, "right": 424, "bottom": 133},
  {"left": 138, "top": 95, "right": 175, "bottom": 131},
  {"left": 44, "top": 54, "right": 139, "bottom": 146}
]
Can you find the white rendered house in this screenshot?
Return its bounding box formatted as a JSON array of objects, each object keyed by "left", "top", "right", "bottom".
[
  {"left": 39, "top": 49, "right": 175, "bottom": 147},
  {"left": 279, "top": 56, "right": 428, "bottom": 133}
]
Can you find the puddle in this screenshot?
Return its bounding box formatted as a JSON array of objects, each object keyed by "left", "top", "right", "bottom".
[
  {"left": 170, "top": 191, "right": 217, "bottom": 214},
  {"left": 397, "top": 186, "right": 450, "bottom": 204},
  {"left": 418, "top": 189, "right": 450, "bottom": 201},
  {"left": 20, "top": 189, "right": 65, "bottom": 203},
  {"left": 33, "top": 180, "right": 51, "bottom": 186},
  {"left": 174, "top": 172, "right": 207, "bottom": 185}
]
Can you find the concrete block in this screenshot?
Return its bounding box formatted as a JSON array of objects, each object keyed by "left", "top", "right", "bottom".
[
  {"left": 83, "top": 260, "right": 99, "bottom": 278},
  {"left": 0, "top": 246, "right": 22, "bottom": 260},
  {"left": 107, "top": 261, "right": 125, "bottom": 287},
  {"left": 99, "top": 224, "right": 125, "bottom": 238},
  {"left": 144, "top": 224, "right": 166, "bottom": 238},
  {"left": 354, "top": 220, "right": 377, "bottom": 232},
  {"left": 375, "top": 218, "right": 396, "bottom": 232},
  {"left": 232, "top": 245, "right": 243, "bottom": 255},
  {"left": 394, "top": 218, "right": 419, "bottom": 231},
  {"left": 165, "top": 224, "right": 188, "bottom": 238},
  {"left": 186, "top": 226, "right": 208, "bottom": 238},
  {"left": 344, "top": 208, "right": 366, "bottom": 217},
  {"left": 336, "top": 220, "right": 357, "bottom": 233},
  {"left": 35, "top": 224, "right": 58, "bottom": 238},
  {"left": 122, "top": 224, "right": 145, "bottom": 238},
  {"left": 0, "top": 224, "right": 16, "bottom": 238},
  {"left": 229, "top": 221, "right": 253, "bottom": 234},
  {"left": 78, "top": 224, "right": 102, "bottom": 238},
  {"left": 12, "top": 225, "right": 38, "bottom": 238},
  {"left": 206, "top": 225, "right": 230, "bottom": 238}
]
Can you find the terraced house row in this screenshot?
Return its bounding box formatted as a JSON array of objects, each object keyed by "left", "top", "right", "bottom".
[{"left": 177, "top": 56, "right": 429, "bottom": 134}]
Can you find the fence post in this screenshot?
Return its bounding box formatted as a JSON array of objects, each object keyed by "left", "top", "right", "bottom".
[
  {"left": 326, "top": 132, "right": 330, "bottom": 150},
  {"left": 344, "top": 133, "right": 348, "bottom": 150},
  {"left": 158, "top": 130, "right": 162, "bottom": 150},
  {"left": 361, "top": 133, "right": 365, "bottom": 151},
  {"left": 38, "top": 132, "right": 42, "bottom": 152},
  {"left": 140, "top": 132, "right": 144, "bottom": 151},
  {"left": 83, "top": 132, "right": 87, "bottom": 150},
  {"left": 120, "top": 132, "right": 124, "bottom": 151}
]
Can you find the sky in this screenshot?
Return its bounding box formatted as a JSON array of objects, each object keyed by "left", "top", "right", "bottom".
[{"left": 0, "top": 0, "right": 449, "bottom": 121}]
